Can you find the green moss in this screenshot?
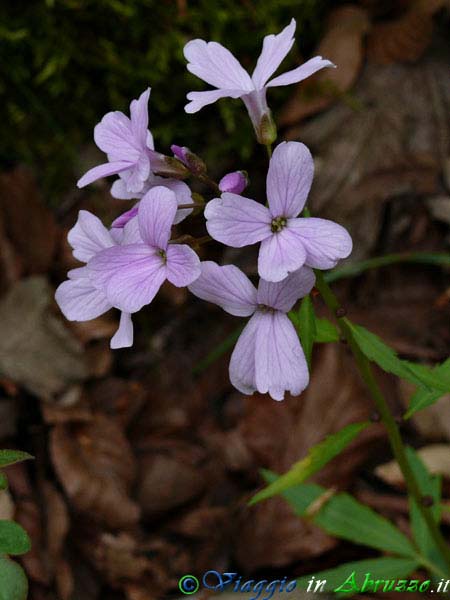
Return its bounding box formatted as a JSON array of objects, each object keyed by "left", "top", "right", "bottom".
[{"left": 1, "top": 0, "right": 326, "bottom": 203}]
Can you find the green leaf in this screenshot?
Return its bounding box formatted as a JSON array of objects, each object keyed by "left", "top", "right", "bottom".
[
  {"left": 296, "top": 557, "right": 419, "bottom": 593},
  {"left": 0, "top": 451, "right": 33, "bottom": 469},
  {"left": 297, "top": 295, "right": 316, "bottom": 369},
  {"left": 406, "top": 447, "right": 447, "bottom": 574},
  {"left": 249, "top": 422, "right": 369, "bottom": 505},
  {"left": 0, "top": 556, "right": 28, "bottom": 600},
  {"left": 313, "top": 492, "right": 417, "bottom": 558},
  {"left": 347, "top": 322, "right": 450, "bottom": 392},
  {"left": 261, "top": 469, "right": 324, "bottom": 512},
  {"left": 0, "top": 522, "right": 31, "bottom": 556},
  {"left": 315, "top": 317, "right": 340, "bottom": 343},
  {"left": 0, "top": 473, "right": 7, "bottom": 490},
  {"left": 325, "top": 252, "right": 450, "bottom": 283},
  {"left": 262, "top": 471, "right": 416, "bottom": 558},
  {"left": 405, "top": 358, "right": 450, "bottom": 418}
]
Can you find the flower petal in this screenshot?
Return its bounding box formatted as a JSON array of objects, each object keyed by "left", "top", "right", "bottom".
[
  {"left": 252, "top": 19, "right": 296, "bottom": 89},
  {"left": 77, "top": 161, "right": 132, "bottom": 188},
  {"left": 229, "top": 312, "right": 262, "bottom": 395},
  {"left": 110, "top": 177, "right": 137, "bottom": 200},
  {"left": 184, "top": 39, "right": 253, "bottom": 91},
  {"left": 111, "top": 204, "right": 139, "bottom": 229},
  {"left": 121, "top": 215, "right": 142, "bottom": 244},
  {"left": 258, "top": 229, "right": 307, "bottom": 282},
  {"left": 110, "top": 312, "right": 134, "bottom": 349},
  {"left": 267, "top": 141, "right": 314, "bottom": 218},
  {"left": 257, "top": 266, "right": 315, "bottom": 312},
  {"left": 255, "top": 311, "right": 309, "bottom": 400},
  {"left": 125, "top": 154, "right": 151, "bottom": 194},
  {"left": 55, "top": 276, "right": 111, "bottom": 321},
  {"left": 68, "top": 210, "right": 115, "bottom": 262},
  {"left": 266, "top": 55, "right": 335, "bottom": 88},
  {"left": 158, "top": 179, "right": 193, "bottom": 224},
  {"left": 138, "top": 186, "right": 177, "bottom": 249},
  {"left": 185, "top": 89, "right": 245, "bottom": 113},
  {"left": 130, "top": 88, "right": 150, "bottom": 147},
  {"left": 188, "top": 261, "right": 257, "bottom": 317},
  {"left": 166, "top": 244, "right": 201, "bottom": 287},
  {"left": 287, "top": 217, "right": 353, "bottom": 269},
  {"left": 94, "top": 111, "right": 140, "bottom": 161},
  {"left": 205, "top": 193, "right": 271, "bottom": 248},
  {"left": 88, "top": 244, "right": 166, "bottom": 312}
]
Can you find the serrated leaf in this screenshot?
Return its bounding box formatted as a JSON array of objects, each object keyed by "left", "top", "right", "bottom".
[
  {"left": 0, "top": 451, "right": 33, "bottom": 469},
  {"left": 296, "top": 557, "right": 419, "bottom": 593},
  {"left": 313, "top": 492, "right": 417, "bottom": 558},
  {"left": 297, "top": 295, "right": 316, "bottom": 369},
  {"left": 405, "top": 358, "right": 450, "bottom": 418},
  {"left": 315, "top": 317, "right": 340, "bottom": 343},
  {"left": 406, "top": 446, "right": 447, "bottom": 574},
  {"left": 0, "top": 521, "right": 31, "bottom": 555},
  {"left": 249, "top": 422, "right": 368, "bottom": 505},
  {"left": 0, "top": 556, "right": 28, "bottom": 600},
  {"left": 347, "top": 322, "right": 450, "bottom": 392}
]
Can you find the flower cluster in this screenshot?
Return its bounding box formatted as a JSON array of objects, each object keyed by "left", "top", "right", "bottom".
[{"left": 57, "top": 19, "right": 352, "bottom": 401}]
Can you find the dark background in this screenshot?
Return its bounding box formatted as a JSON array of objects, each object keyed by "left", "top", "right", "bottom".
[{"left": 0, "top": 1, "right": 449, "bottom": 599}]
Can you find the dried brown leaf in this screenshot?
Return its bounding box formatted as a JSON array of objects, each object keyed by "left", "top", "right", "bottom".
[
  {"left": 0, "top": 167, "right": 58, "bottom": 274},
  {"left": 367, "top": 0, "right": 446, "bottom": 65},
  {"left": 51, "top": 414, "right": 140, "bottom": 528},
  {"left": 0, "top": 277, "right": 87, "bottom": 399},
  {"left": 7, "top": 464, "right": 51, "bottom": 585},
  {"left": 376, "top": 444, "right": 450, "bottom": 486},
  {"left": 279, "top": 6, "right": 370, "bottom": 126},
  {"left": 89, "top": 532, "right": 150, "bottom": 584},
  {"left": 234, "top": 344, "right": 385, "bottom": 570},
  {"left": 137, "top": 442, "right": 206, "bottom": 517}
]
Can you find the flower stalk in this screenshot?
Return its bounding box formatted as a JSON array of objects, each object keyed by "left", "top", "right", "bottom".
[{"left": 314, "top": 269, "right": 450, "bottom": 574}]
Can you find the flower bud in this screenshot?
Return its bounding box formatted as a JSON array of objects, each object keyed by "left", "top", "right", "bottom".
[
  {"left": 218, "top": 171, "right": 249, "bottom": 194},
  {"left": 170, "top": 144, "right": 207, "bottom": 176},
  {"left": 149, "top": 150, "right": 189, "bottom": 179}
]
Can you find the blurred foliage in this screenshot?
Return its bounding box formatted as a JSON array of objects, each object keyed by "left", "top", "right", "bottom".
[{"left": 1, "top": 0, "right": 327, "bottom": 203}]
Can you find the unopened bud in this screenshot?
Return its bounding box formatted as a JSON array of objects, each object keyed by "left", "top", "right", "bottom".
[
  {"left": 170, "top": 144, "right": 207, "bottom": 176},
  {"left": 218, "top": 171, "right": 249, "bottom": 194},
  {"left": 149, "top": 150, "right": 189, "bottom": 179}
]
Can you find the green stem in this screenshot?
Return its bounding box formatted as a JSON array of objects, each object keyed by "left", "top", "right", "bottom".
[
  {"left": 266, "top": 144, "right": 272, "bottom": 159},
  {"left": 325, "top": 252, "right": 450, "bottom": 283},
  {"left": 314, "top": 270, "right": 450, "bottom": 575}
]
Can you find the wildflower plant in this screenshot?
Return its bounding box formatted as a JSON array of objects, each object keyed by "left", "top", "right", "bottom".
[{"left": 53, "top": 18, "right": 450, "bottom": 592}]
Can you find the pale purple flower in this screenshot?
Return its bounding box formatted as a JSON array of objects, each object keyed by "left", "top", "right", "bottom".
[
  {"left": 205, "top": 141, "right": 353, "bottom": 282},
  {"left": 87, "top": 187, "right": 201, "bottom": 313},
  {"left": 77, "top": 88, "right": 156, "bottom": 193},
  {"left": 189, "top": 261, "right": 315, "bottom": 400},
  {"left": 55, "top": 211, "right": 135, "bottom": 349},
  {"left": 218, "top": 171, "right": 248, "bottom": 195},
  {"left": 184, "top": 19, "right": 334, "bottom": 143},
  {"left": 111, "top": 177, "right": 194, "bottom": 225}
]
